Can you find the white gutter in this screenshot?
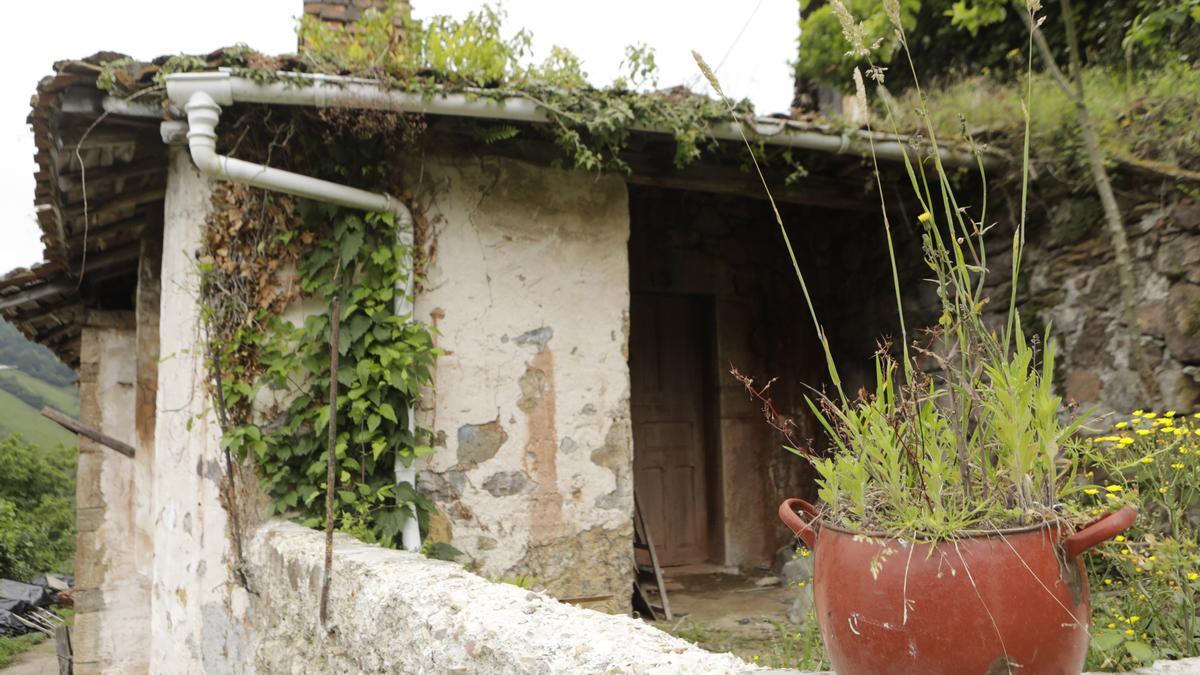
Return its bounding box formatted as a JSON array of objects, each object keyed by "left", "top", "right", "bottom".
[
  {"left": 165, "top": 70, "right": 998, "bottom": 170},
  {"left": 172, "top": 81, "right": 422, "bottom": 553}
]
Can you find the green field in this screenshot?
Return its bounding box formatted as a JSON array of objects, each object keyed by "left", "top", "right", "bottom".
[
  {"left": 0, "top": 387, "right": 77, "bottom": 449},
  {"left": 0, "top": 369, "right": 79, "bottom": 416}
]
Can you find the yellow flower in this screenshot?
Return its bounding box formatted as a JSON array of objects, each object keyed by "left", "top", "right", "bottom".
[
  {"left": 1141, "top": 457, "right": 1154, "bottom": 464},
  {"left": 1160, "top": 486, "right": 1169, "bottom": 493},
  {"left": 1106, "top": 485, "right": 1123, "bottom": 492},
  {"left": 1115, "top": 535, "right": 1126, "bottom": 542},
  {"left": 1188, "top": 572, "right": 1199, "bottom": 581},
  {"left": 1133, "top": 410, "right": 1145, "bottom": 416},
  {"left": 1137, "top": 429, "right": 1152, "bottom": 436},
  {"left": 1115, "top": 421, "right": 1128, "bottom": 429},
  {"left": 1145, "top": 412, "right": 1158, "bottom": 419},
  {"left": 1104, "top": 578, "right": 1113, "bottom": 585},
  {"left": 1128, "top": 615, "right": 1141, "bottom": 623},
  {"left": 1122, "top": 548, "right": 1131, "bottom": 554},
  {"left": 1119, "top": 437, "right": 1134, "bottom": 446},
  {"left": 800, "top": 549, "right": 811, "bottom": 557},
  {"left": 1107, "top": 623, "right": 1117, "bottom": 629},
  {"left": 1165, "top": 411, "right": 1176, "bottom": 418},
  {"left": 918, "top": 212, "right": 932, "bottom": 223},
  {"left": 1172, "top": 463, "right": 1185, "bottom": 469},
  {"left": 1125, "top": 629, "right": 1135, "bottom": 636},
  {"left": 1084, "top": 488, "right": 1099, "bottom": 495}
]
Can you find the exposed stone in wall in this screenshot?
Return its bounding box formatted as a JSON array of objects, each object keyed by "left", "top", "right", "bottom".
[
  {"left": 73, "top": 314, "right": 146, "bottom": 675},
  {"left": 411, "top": 153, "right": 635, "bottom": 610},
  {"left": 247, "top": 520, "right": 754, "bottom": 674}
]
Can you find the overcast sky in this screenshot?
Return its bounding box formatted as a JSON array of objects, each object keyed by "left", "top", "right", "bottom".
[{"left": 0, "top": 1, "right": 797, "bottom": 276}]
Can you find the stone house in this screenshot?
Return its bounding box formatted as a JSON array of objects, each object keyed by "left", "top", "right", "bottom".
[{"left": 2, "top": 1, "right": 1198, "bottom": 672}]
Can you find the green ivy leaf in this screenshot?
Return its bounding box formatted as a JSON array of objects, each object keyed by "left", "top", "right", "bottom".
[{"left": 378, "top": 403, "right": 398, "bottom": 423}]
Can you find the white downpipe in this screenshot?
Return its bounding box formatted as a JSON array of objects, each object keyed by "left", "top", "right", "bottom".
[
  {"left": 166, "top": 71, "right": 996, "bottom": 170},
  {"left": 181, "top": 87, "right": 422, "bottom": 553}
]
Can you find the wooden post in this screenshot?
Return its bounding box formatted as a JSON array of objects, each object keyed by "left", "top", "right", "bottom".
[{"left": 41, "top": 407, "right": 136, "bottom": 458}]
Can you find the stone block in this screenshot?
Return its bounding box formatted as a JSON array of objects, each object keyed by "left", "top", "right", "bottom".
[{"left": 1165, "top": 282, "right": 1200, "bottom": 364}]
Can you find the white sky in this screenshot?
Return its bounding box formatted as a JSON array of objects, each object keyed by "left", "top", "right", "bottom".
[{"left": 0, "top": 1, "right": 796, "bottom": 275}]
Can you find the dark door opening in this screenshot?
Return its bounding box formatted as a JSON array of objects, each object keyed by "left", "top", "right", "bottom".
[{"left": 630, "top": 292, "right": 718, "bottom": 566}]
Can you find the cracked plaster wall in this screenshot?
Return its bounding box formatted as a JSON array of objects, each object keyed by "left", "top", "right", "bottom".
[
  {"left": 410, "top": 153, "right": 635, "bottom": 611},
  {"left": 150, "top": 147, "right": 256, "bottom": 673}
]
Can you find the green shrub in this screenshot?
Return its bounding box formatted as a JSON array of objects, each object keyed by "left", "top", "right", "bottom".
[{"left": 0, "top": 436, "right": 75, "bottom": 580}]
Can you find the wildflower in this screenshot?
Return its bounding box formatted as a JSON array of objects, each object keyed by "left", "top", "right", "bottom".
[
  {"left": 1115, "top": 535, "right": 1126, "bottom": 542},
  {"left": 1125, "top": 629, "right": 1135, "bottom": 636},
  {"left": 1106, "top": 485, "right": 1123, "bottom": 492},
  {"left": 1103, "top": 578, "right": 1113, "bottom": 585},
  {"left": 800, "top": 549, "right": 811, "bottom": 558},
  {"left": 1122, "top": 548, "right": 1131, "bottom": 554},
  {"left": 1107, "top": 623, "right": 1116, "bottom": 629},
  {"left": 1115, "top": 422, "right": 1128, "bottom": 429},
  {"left": 1133, "top": 410, "right": 1145, "bottom": 416},
  {"left": 918, "top": 212, "right": 932, "bottom": 224},
  {"left": 1172, "top": 463, "right": 1185, "bottom": 469},
  {"left": 1141, "top": 457, "right": 1153, "bottom": 464},
  {"left": 1188, "top": 572, "right": 1199, "bottom": 581},
  {"left": 1084, "top": 488, "right": 1099, "bottom": 495},
  {"left": 1128, "top": 615, "right": 1140, "bottom": 623},
  {"left": 1137, "top": 429, "right": 1152, "bottom": 436},
  {"left": 1145, "top": 412, "right": 1158, "bottom": 419},
  {"left": 1119, "top": 437, "right": 1134, "bottom": 446},
  {"left": 1160, "top": 486, "right": 1169, "bottom": 493},
  {"left": 1165, "top": 411, "right": 1176, "bottom": 418}
]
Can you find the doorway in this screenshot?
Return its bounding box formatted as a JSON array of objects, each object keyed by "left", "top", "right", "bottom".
[{"left": 630, "top": 292, "right": 719, "bottom": 566}]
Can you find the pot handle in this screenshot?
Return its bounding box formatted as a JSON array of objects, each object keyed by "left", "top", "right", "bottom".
[
  {"left": 1064, "top": 506, "right": 1137, "bottom": 559},
  {"left": 779, "top": 498, "right": 820, "bottom": 549}
]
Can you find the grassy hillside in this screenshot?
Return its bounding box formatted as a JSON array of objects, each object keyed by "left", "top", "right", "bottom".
[
  {"left": 0, "top": 320, "right": 75, "bottom": 388},
  {"left": 0, "top": 369, "right": 79, "bottom": 417},
  {"left": 0, "top": 388, "right": 76, "bottom": 449}
]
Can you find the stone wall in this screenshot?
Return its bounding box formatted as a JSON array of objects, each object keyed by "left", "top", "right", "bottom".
[
  {"left": 409, "top": 153, "right": 636, "bottom": 611},
  {"left": 1018, "top": 192, "right": 1200, "bottom": 415},
  {"left": 247, "top": 519, "right": 754, "bottom": 674}
]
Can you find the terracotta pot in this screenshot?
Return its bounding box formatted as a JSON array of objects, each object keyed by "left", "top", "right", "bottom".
[{"left": 779, "top": 498, "right": 1136, "bottom": 675}]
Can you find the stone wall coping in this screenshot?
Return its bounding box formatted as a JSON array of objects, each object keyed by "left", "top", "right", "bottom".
[{"left": 248, "top": 519, "right": 767, "bottom": 673}]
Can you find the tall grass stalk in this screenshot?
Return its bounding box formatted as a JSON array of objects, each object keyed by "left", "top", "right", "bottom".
[{"left": 696, "top": 0, "right": 1083, "bottom": 537}]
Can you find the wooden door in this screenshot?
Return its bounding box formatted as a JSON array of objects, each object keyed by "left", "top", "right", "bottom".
[{"left": 631, "top": 293, "right": 711, "bottom": 567}]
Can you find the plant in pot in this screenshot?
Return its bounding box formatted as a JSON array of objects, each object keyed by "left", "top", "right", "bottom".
[{"left": 697, "top": 1, "right": 1136, "bottom": 673}]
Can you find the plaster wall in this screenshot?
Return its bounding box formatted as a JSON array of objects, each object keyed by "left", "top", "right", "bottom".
[
  {"left": 150, "top": 147, "right": 254, "bottom": 673},
  {"left": 410, "top": 153, "right": 635, "bottom": 610},
  {"left": 73, "top": 315, "right": 146, "bottom": 675}
]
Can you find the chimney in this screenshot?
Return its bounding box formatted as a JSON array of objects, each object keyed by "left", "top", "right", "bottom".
[{"left": 302, "top": 0, "right": 410, "bottom": 31}]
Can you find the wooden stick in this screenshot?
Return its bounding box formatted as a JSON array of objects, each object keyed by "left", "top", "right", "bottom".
[
  {"left": 41, "top": 407, "right": 135, "bottom": 458},
  {"left": 319, "top": 294, "right": 341, "bottom": 628}
]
